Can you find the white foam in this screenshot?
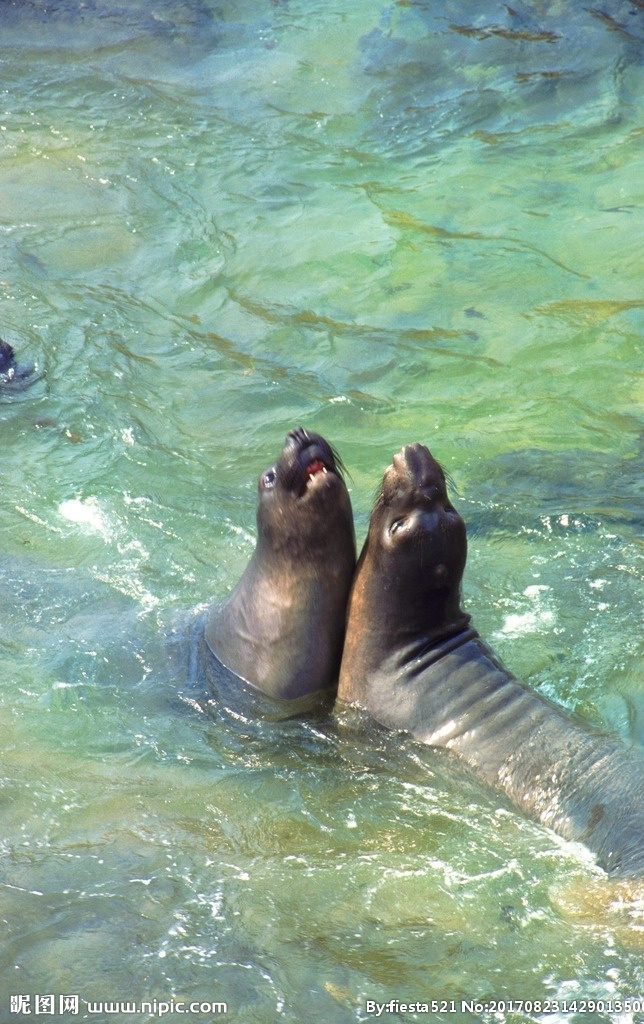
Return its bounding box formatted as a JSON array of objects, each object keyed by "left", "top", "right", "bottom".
[
  {"left": 58, "top": 497, "right": 114, "bottom": 541},
  {"left": 495, "top": 585, "right": 556, "bottom": 639}
]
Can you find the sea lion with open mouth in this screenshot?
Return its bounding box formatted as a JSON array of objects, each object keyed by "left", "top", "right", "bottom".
[{"left": 205, "top": 428, "right": 356, "bottom": 703}]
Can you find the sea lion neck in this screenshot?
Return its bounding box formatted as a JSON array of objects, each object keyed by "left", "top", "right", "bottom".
[{"left": 352, "top": 529, "right": 470, "bottom": 652}]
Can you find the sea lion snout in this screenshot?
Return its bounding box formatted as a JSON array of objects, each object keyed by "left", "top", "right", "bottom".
[
  {"left": 384, "top": 442, "right": 448, "bottom": 507},
  {"left": 285, "top": 426, "right": 313, "bottom": 449},
  {"left": 279, "top": 427, "right": 343, "bottom": 498}
]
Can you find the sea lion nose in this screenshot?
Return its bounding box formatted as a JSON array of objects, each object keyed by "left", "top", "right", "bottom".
[
  {"left": 390, "top": 443, "right": 443, "bottom": 493},
  {"left": 286, "top": 426, "right": 311, "bottom": 447},
  {"left": 393, "top": 442, "right": 429, "bottom": 476}
]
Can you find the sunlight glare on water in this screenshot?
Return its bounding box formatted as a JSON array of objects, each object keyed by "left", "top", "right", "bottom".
[{"left": 1, "top": 1, "right": 643, "bottom": 1021}]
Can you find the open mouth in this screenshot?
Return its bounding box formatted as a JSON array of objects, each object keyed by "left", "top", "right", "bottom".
[
  {"left": 305, "top": 457, "right": 328, "bottom": 482},
  {"left": 280, "top": 429, "right": 343, "bottom": 497},
  {"left": 295, "top": 440, "right": 336, "bottom": 496},
  {"left": 300, "top": 454, "right": 331, "bottom": 495}
]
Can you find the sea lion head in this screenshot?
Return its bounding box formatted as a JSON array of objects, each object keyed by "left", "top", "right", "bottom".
[
  {"left": 373, "top": 441, "right": 468, "bottom": 595},
  {"left": 256, "top": 426, "right": 353, "bottom": 558},
  {"left": 338, "top": 442, "right": 470, "bottom": 703}
]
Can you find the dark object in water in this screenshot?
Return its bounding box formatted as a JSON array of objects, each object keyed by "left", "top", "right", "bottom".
[{"left": 0, "top": 339, "right": 38, "bottom": 392}]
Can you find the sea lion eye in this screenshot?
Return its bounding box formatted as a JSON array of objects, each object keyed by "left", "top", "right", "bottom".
[
  {"left": 263, "top": 468, "right": 276, "bottom": 488},
  {"left": 389, "top": 517, "right": 406, "bottom": 535}
]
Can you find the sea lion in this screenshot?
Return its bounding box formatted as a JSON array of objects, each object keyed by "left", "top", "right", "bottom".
[
  {"left": 0, "top": 339, "right": 37, "bottom": 391},
  {"left": 205, "top": 428, "right": 356, "bottom": 703},
  {"left": 337, "top": 442, "right": 644, "bottom": 876}
]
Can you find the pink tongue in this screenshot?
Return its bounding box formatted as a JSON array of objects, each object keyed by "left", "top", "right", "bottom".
[{"left": 306, "top": 459, "right": 325, "bottom": 479}]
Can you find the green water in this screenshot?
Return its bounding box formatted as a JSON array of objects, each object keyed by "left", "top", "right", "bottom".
[{"left": 1, "top": 1, "right": 643, "bottom": 1022}]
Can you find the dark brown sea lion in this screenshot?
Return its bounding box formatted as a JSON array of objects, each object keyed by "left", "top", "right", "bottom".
[
  {"left": 337, "top": 442, "right": 644, "bottom": 876},
  {"left": 205, "top": 428, "right": 356, "bottom": 703}
]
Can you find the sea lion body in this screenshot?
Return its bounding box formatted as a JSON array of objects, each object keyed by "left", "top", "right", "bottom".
[
  {"left": 338, "top": 442, "right": 644, "bottom": 875},
  {"left": 205, "top": 428, "right": 356, "bottom": 702}
]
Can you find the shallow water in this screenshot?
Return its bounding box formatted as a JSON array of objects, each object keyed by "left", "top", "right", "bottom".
[{"left": 1, "top": 1, "right": 643, "bottom": 1022}]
